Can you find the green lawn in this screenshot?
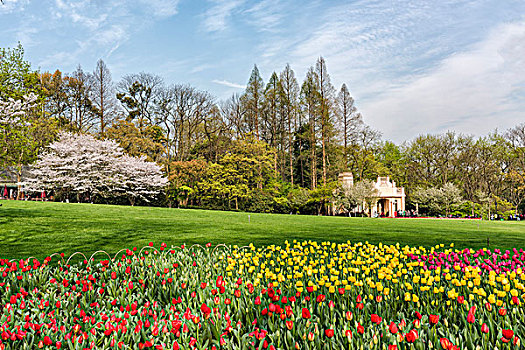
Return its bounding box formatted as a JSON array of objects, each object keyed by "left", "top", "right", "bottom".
[{"left": 1, "top": 200, "right": 525, "bottom": 260}]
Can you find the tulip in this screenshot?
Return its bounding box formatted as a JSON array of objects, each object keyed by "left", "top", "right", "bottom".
[
  {"left": 325, "top": 329, "right": 334, "bottom": 338},
  {"left": 302, "top": 308, "right": 311, "bottom": 319},
  {"left": 413, "top": 319, "right": 420, "bottom": 328},
  {"left": 498, "top": 308, "right": 507, "bottom": 316},
  {"left": 481, "top": 323, "right": 489, "bottom": 334},
  {"left": 429, "top": 314, "right": 439, "bottom": 325},
  {"left": 389, "top": 322, "right": 398, "bottom": 334},
  {"left": 406, "top": 330, "right": 417, "bottom": 343},
  {"left": 485, "top": 302, "right": 492, "bottom": 311},
  {"left": 371, "top": 314, "right": 382, "bottom": 324},
  {"left": 514, "top": 336, "right": 521, "bottom": 347},
  {"left": 440, "top": 338, "right": 451, "bottom": 349},
  {"left": 502, "top": 329, "right": 514, "bottom": 340}
]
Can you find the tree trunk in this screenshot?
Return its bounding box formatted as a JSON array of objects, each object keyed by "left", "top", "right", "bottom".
[
  {"left": 321, "top": 112, "right": 327, "bottom": 186},
  {"left": 16, "top": 171, "right": 22, "bottom": 200},
  {"left": 310, "top": 113, "right": 316, "bottom": 190},
  {"left": 288, "top": 108, "right": 294, "bottom": 186}
]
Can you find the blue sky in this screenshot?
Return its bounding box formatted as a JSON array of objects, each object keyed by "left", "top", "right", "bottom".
[{"left": 1, "top": 0, "right": 524, "bottom": 142}]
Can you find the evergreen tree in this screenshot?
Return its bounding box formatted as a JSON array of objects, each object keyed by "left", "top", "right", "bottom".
[
  {"left": 300, "top": 68, "right": 321, "bottom": 190},
  {"left": 315, "top": 57, "right": 336, "bottom": 186},
  {"left": 279, "top": 64, "right": 299, "bottom": 186},
  {"left": 241, "top": 65, "right": 264, "bottom": 140}
]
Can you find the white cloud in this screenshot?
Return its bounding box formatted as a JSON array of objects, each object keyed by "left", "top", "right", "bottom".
[
  {"left": 212, "top": 79, "right": 246, "bottom": 89},
  {"left": 244, "top": 0, "right": 284, "bottom": 33},
  {"left": 139, "top": 0, "right": 180, "bottom": 18},
  {"left": 361, "top": 21, "right": 525, "bottom": 142},
  {"left": 202, "top": 0, "right": 244, "bottom": 32},
  {"left": 0, "top": 0, "right": 29, "bottom": 13},
  {"left": 33, "top": 0, "right": 180, "bottom": 70}
]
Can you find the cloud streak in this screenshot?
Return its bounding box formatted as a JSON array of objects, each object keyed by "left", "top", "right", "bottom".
[
  {"left": 212, "top": 79, "right": 246, "bottom": 89},
  {"left": 361, "top": 20, "right": 525, "bottom": 142},
  {"left": 202, "top": 0, "right": 244, "bottom": 32}
]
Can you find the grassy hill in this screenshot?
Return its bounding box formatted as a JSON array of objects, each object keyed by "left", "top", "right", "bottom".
[{"left": 1, "top": 200, "right": 524, "bottom": 260}]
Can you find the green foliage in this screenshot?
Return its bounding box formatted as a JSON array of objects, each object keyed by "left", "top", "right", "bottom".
[
  {"left": 0, "top": 43, "right": 41, "bottom": 99},
  {"left": 105, "top": 119, "right": 166, "bottom": 163}
]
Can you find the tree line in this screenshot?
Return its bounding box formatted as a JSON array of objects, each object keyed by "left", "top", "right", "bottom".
[{"left": 1, "top": 44, "right": 525, "bottom": 217}]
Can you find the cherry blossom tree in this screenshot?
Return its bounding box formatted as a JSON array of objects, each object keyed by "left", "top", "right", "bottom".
[
  {"left": 25, "top": 132, "right": 168, "bottom": 204},
  {"left": 0, "top": 93, "right": 37, "bottom": 125},
  {"left": 113, "top": 154, "right": 168, "bottom": 206}
]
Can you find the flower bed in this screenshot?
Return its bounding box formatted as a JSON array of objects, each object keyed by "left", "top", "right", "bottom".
[{"left": 0, "top": 241, "right": 523, "bottom": 349}]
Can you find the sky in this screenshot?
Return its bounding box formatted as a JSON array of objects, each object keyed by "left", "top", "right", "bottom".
[{"left": 1, "top": 0, "right": 524, "bottom": 143}]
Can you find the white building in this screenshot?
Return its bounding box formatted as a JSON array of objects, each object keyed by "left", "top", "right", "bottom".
[{"left": 338, "top": 173, "right": 406, "bottom": 217}]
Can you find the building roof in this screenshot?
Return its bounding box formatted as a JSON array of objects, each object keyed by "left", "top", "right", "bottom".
[{"left": 374, "top": 176, "right": 405, "bottom": 198}]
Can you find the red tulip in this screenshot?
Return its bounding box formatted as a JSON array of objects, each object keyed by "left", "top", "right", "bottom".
[
  {"left": 481, "top": 323, "right": 489, "bottom": 334},
  {"left": 325, "top": 329, "right": 334, "bottom": 338},
  {"left": 406, "top": 330, "right": 418, "bottom": 343},
  {"left": 357, "top": 324, "right": 364, "bottom": 335},
  {"left": 440, "top": 338, "right": 451, "bottom": 349},
  {"left": 499, "top": 308, "right": 507, "bottom": 316},
  {"left": 398, "top": 319, "right": 406, "bottom": 330},
  {"left": 44, "top": 336, "right": 52, "bottom": 346},
  {"left": 302, "top": 308, "right": 311, "bottom": 319},
  {"left": 286, "top": 321, "right": 293, "bottom": 330},
  {"left": 200, "top": 303, "right": 211, "bottom": 315},
  {"left": 514, "top": 336, "right": 521, "bottom": 346},
  {"left": 502, "top": 329, "right": 514, "bottom": 340},
  {"left": 389, "top": 322, "right": 398, "bottom": 334},
  {"left": 371, "top": 314, "right": 382, "bottom": 324},
  {"left": 429, "top": 314, "right": 439, "bottom": 325},
  {"left": 413, "top": 319, "right": 420, "bottom": 328}
]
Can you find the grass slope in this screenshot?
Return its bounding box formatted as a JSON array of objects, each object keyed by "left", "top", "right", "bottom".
[{"left": 1, "top": 200, "right": 525, "bottom": 260}]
